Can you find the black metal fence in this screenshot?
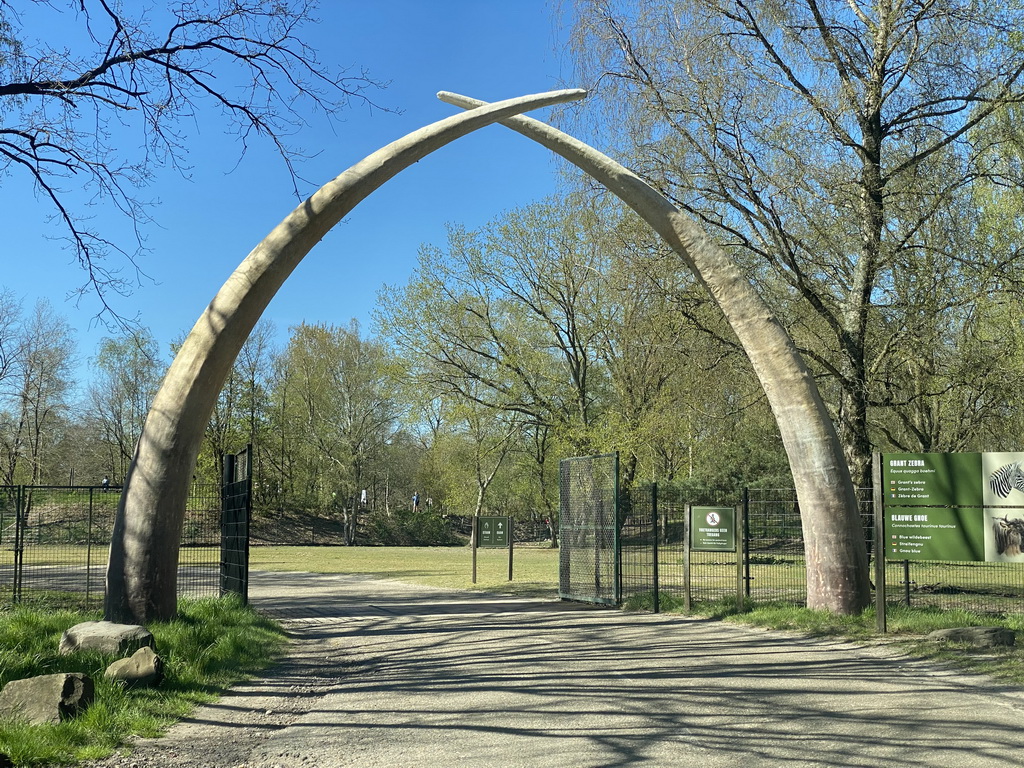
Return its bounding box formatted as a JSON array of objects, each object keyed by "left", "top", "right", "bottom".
[
  {"left": 0, "top": 483, "right": 223, "bottom": 611},
  {"left": 221, "top": 447, "right": 253, "bottom": 602},
  {"left": 620, "top": 484, "right": 1024, "bottom": 616}
]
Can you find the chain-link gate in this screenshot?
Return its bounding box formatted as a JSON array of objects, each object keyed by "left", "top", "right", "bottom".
[{"left": 558, "top": 453, "right": 619, "bottom": 605}]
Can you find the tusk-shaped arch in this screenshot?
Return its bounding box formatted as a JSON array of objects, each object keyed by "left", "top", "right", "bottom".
[
  {"left": 438, "top": 90, "right": 868, "bottom": 613},
  {"left": 106, "top": 88, "right": 588, "bottom": 623}
]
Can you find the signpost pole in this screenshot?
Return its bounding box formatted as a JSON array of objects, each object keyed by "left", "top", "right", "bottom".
[
  {"left": 872, "top": 453, "right": 886, "bottom": 634},
  {"left": 472, "top": 515, "right": 478, "bottom": 585},
  {"left": 735, "top": 503, "right": 744, "bottom": 613},
  {"left": 507, "top": 518, "right": 513, "bottom": 582},
  {"left": 683, "top": 504, "right": 692, "bottom": 613}
]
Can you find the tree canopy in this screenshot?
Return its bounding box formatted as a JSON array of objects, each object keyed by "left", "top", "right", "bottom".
[{"left": 566, "top": 0, "right": 1024, "bottom": 486}]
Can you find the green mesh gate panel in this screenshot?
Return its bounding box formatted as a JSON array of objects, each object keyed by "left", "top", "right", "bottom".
[
  {"left": 559, "top": 453, "right": 619, "bottom": 605},
  {"left": 221, "top": 446, "right": 253, "bottom": 603},
  {"left": 1, "top": 482, "right": 224, "bottom": 610}
]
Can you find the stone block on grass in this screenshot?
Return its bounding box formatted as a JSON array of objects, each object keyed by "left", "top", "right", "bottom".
[
  {"left": 105, "top": 646, "right": 165, "bottom": 689},
  {"left": 59, "top": 621, "right": 155, "bottom": 656},
  {"left": 927, "top": 626, "right": 1016, "bottom": 648},
  {"left": 0, "top": 673, "right": 94, "bottom": 725}
]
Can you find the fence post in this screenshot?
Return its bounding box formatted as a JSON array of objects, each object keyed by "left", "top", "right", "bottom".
[
  {"left": 652, "top": 482, "right": 659, "bottom": 614},
  {"left": 872, "top": 453, "right": 886, "bottom": 633},
  {"left": 12, "top": 486, "right": 23, "bottom": 603},
  {"left": 613, "top": 452, "right": 621, "bottom": 606},
  {"left": 85, "top": 487, "right": 94, "bottom": 604},
  {"left": 683, "top": 503, "right": 692, "bottom": 612}
]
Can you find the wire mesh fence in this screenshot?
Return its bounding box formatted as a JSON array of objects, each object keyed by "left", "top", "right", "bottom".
[
  {"left": 559, "top": 454, "right": 619, "bottom": 605},
  {"left": 743, "top": 488, "right": 806, "bottom": 605},
  {"left": 569, "top": 458, "right": 1024, "bottom": 617},
  {"left": 1, "top": 484, "right": 223, "bottom": 612},
  {"left": 882, "top": 557, "right": 1024, "bottom": 614}
]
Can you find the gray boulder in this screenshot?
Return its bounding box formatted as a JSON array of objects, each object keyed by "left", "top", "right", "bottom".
[
  {"left": 105, "top": 646, "right": 165, "bottom": 689},
  {"left": 0, "top": 673, "right": 94, "bottom": 725},
  {"left": 927, "top": 626, "right": 1016, "bottom": 648},
  {"left": 59, "top": 621, "right": 155, "bottom": 656}
]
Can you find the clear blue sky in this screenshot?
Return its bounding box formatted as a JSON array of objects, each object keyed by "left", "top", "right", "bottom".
[{"left": 2, "top": 1, "right": 578, "bottom": 382}]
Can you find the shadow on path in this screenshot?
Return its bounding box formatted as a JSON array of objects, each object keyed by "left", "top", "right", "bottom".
[{"left": 92, "top": 571, "right": 1024, "bottom": 768}]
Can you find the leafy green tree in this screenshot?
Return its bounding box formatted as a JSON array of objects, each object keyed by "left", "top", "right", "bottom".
[
  {"left": 87, "top": 330, "right": 163, "bottom": 484},
  {"left": 380, "top": 206, "right": 604, "bottom": 454},
  {"left": 0, "top": 300, "right": 76, "bottom": 485},
  {"left": 198, "top": 319, "right": 276, "bottom": 485},
  {"left": 433, "top": 397, "right": 521, "bottom": 518},
  {"left": 568, "top": 0, "right": 1024, "bottom": 488},
  {"left": 270, "top": 321, "right": 402, "bottom": 513}
]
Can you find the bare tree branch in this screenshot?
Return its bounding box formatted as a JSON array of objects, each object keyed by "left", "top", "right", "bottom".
[{"left": 0, "top": 0, "right": 390, "bottom": 327}]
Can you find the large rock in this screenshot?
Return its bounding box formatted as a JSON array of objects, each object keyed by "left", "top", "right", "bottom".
[
  {"left": 927, "top": 626, "right": 1016, "bottom": 648},
  {"left": 0, "top": 673, "right": 94, "bottom": 725},
  {"left": 59, "top": 621, "right": 155, "bottom": 656},
  {"left": 105, "top": 646, "right": 165, "bottom": 689}
]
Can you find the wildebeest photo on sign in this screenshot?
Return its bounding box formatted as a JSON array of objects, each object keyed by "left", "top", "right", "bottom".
[
  {"left": 988, "top": 462, "right": 1024, "bottom": 556},
  {"left": 992, "top": 515, "right": 1024, "bottom": 557}
]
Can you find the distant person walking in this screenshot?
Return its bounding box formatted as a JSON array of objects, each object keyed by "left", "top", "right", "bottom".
[
  {"left": 101, "top": 475, "right": 110, "bottom": 492},
  {"left": 412, "top": 491, "right": 420, "bottom": 513}
]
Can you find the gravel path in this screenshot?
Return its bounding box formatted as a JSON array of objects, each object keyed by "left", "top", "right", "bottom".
[{"left": 87, "top": 572, "right": 1024, "bottom": 768}]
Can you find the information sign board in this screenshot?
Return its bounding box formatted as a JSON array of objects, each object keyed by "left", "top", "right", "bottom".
[
  {"left": 690, "top": 506, "right": 736, "bottom": 552},
  {"left": 883, "top": 452, "right": 983, "bottom": 507},
  {"left": 882, "top": 452, "right": 1024, "bottom": 563},
  {"left": 478, "top": 516, "right": 510, "bottom": 548},
  {"left": 886, "top": 506, "right": 986, "bottom": 561}
]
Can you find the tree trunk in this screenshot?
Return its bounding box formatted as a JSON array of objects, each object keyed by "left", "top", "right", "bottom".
[
  {"left": 440, "top": 91, "right": 870, "bottom": 613},
  {"left": 104, "top": 88, "right": 587, "bottom": 624}
]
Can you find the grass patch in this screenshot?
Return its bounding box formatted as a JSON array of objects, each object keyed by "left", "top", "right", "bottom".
[
  {"left": 655, "top": 599, "right": 1024, "bottom": 685},
  {"left": 249, "top": 544, "right": 562, "bottom": 599},
  {"left": 0, "top": 596, "right": 286, "bottom": 766}
]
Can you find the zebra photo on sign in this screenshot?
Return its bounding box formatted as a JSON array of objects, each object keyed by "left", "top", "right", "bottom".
[
  {"left": 982, "top": 452, "right": 1024, "bottom": 562},
  {"left": 988, "top": 462, "right": 1024, "bottom": 499}
]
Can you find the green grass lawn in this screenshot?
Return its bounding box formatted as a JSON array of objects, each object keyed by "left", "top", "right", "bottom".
[
  {"left": 0, "top": 597, "right": 286, "bottom": 765},
  {"left": 250, "top": 544, "right": 562, "bottom": 598}
]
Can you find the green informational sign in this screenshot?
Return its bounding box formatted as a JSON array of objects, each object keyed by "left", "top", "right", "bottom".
[
  {"left": 478, "top": 516, "right": 510, "bottom": 548},
  {"left": 690, "top": 506, "right": 736, "bottom": 552},
  {"left": 883, "top": 452, "right": 983, "bottom": 507},
  {"left": 882, "top": 452, "right": 1024, "bottom": 563},
  {"left": 886, "top": 506, "right": 986, "bottom": 561}
]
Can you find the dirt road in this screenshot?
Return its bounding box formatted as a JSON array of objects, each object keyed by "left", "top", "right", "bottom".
[{"left": 93, "top": 572, "right": 1024, "bottom": 768}]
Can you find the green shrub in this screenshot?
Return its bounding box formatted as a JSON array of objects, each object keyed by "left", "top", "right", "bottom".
[{"left": 364, "top": 507, "right": 461, "bottom": 546}]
